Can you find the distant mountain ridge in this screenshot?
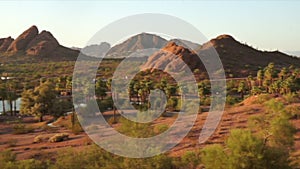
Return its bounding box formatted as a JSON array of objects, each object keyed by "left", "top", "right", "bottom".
[
  {"left": 1, "top": 25, "right": 299, "bottom": 75},
  {"left": 81, "top": 42, "right": 111, "bottom": 58}
]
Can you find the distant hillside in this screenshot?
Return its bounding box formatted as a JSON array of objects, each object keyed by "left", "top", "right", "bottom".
[
  {"left": 107, "top": 33, "right": 167, "bottom": 58},
  {"left": 169, "top": 39, "right": 201, "bottom": 51},
  {"left": 285, "top": 51, "right": 300, "bottom": 57},
  {"left": 143, "top": 34, "right": 300, "bottom": 77},
  {"left": 200, "top": 35, "right": 300, "bottom": 76},
  {"left": 0, "top": 25, "right": 79, "bottom": 62},
  {"left": 81, "top": 42, "right": 111, "bottom": 58}
]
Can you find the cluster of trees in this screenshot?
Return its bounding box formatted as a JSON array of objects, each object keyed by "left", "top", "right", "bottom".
[
  {"left": 90, "top": 62, "right": 300, "bottom": 114},
  {"left": 20, "top": 80, "right": 72, "bottom": 122},
  {"left": 234, "top": 63, "right": 300, "bottom": 99},
  {"left": 0, "top": 79, "right": 21, "bottom": 116}
]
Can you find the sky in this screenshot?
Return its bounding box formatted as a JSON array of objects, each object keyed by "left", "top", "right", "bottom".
[{"left": 0, "top": 0, "right": 300, "bottom": 53}]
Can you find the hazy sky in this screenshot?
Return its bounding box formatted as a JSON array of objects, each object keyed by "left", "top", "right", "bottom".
[{"left": 1, "top": 0, "right": 299, "bottom": 52}]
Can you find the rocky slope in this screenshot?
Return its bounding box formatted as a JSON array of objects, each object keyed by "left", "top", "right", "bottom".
[
  {"left": 0, "top": 37, "right": 14, "bottom": 52},
  {"left": 142, "top": 41, "right": 204, "bottom": 72},
  {"left": 81, "top": 42, "right": 111, "bottom": 58},
  {"left": 143, "top": 34, "right": 300, "bottom": 77},
  {"left": 0, "top": 25, "right": 79, "bottom": 59},
  {"left": 107, "top": 33, "right": 167, "bottom": 58},
  {"left": 199, "top": 35, "right": 300, "bottom": 72}
]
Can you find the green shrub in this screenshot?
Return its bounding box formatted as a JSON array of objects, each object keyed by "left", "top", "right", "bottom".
[
  {"left": 283, "top": 93, "right": 299, "bottom": 104},
  {"left": 0, "top": 150, "right": 16, "bottom": 163},
  {"left": 252, "top": 94, "right": 272, "bottom": 104},
  {"left": 154, "top": 124, "right": 168, "bottom": 134},
  {"left": 226, "top": 95, "right": 239, "bottom": 105},
  {"left": 16, "top": 159, "right": 49, "bottom": 169}
]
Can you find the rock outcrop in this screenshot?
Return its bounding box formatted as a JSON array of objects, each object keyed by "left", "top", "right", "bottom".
[
  {"left": 107, "top": 33, "right": 167, "bottom": 58},
  {"left": 0, "top": 37, "right": 14, "bottom": 52},
  {"left": 7, "top": 26, "right": 38, "bottom": 52},
  {"left": 143, "top": 42, "right": 203, "bottom": 72},
  {"left": 143, "top": 34, "right": 300, "bottom": 77},
  {"left": 26, "top": 30, "right": 59, "bottom": 57},
  {"left": 0, "top": 25, "right": 79, "bottom": 60}
]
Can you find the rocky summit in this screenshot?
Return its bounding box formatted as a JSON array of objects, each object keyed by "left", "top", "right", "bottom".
[{"left": 0, "top": 25, "right": 78, "bottom": 59}]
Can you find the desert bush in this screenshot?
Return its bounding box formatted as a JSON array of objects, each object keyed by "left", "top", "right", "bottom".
[
  {"left": 286, "top": 105, "right": 300, "bottom": 119},
  {"left": 154, "top": 124, "right": 168, "bottom": 134},
  {"left": 0, "top": 150, "right": 16, "bottom": 169},
  {"left": 49, "top": 133, "right": 69, "bottom": 143},
  {"left": 226, "top": 95, "right": 239, "bottom": 105},
  {"left": 283, "top": 93, "right": 299, "bottom": 104},
  {"left": 16, "top": 159, "right": 49, "bottom": 169},
  {"left": 13, "top": 124, "right": 34, "bottom": 134},
  {"left": 33, "top": 135, "right": 49, "bottom": 143},
  {"left": 252, "top": 94, "right": 272, "bottom": 104},
  {"left": 173, "top": 151, "right": 201, "bottom": 169}
]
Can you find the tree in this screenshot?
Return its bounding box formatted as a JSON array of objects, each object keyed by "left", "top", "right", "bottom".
[
  {"left": 202, "top": 128, "right": 294, "bottom": 169},
  {"left": 20, "top": 81, "right": 57, "bottom": 122},
  {"left": 247, "top": 75, "right": 254, "bottom": 90},
  {"left": 279, "top": 67, "right": 289, "bottom": 80},
  {"left": 201, "top": 144, "right": 228, "bottom": 169},
  {"left": 202, "top": 99, "right": 296, "bottom": 169},
  {"left": 0, "top": 83, "right": 7, "bottom": 115},
  {"left": 95, "top": 79, "right": 107, "bottom": 100},
  {"left": 6, "top": 80, "right": 19, "bottom": 116},
  {"left": 264, "top": 63, "right": 277, "bottom": 83},
  {"left": 65, "top": 76, "right": 72, "bottom": 90},
  {"left": 237, "top": 80, "right": 247, "bottom": 99},
  {"left": 257, "top": 69, "right": 264, "bottom": 87}
]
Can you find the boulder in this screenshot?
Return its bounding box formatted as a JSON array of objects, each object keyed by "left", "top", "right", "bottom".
[{"left": 7, "top": 25, "right": 38, "bottom": 52}]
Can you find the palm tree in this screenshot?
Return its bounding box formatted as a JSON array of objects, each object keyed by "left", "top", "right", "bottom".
[
  {"left": 264, "top": 63, "right": 276, "bottom": 83},
  {"left": 6, "top": 81, "right": 18, "bottom": 116},
  {"left": 247, "top": 75, "right": 254, "bottom": 90},
  {"left": 0, "top": 83, "right": 7, "bottom": 115},
  {"left": 278, "top": 67, "right": 288, "bottom": 80},
  {"left": 257, "top": 69, "right": 264, "bottom": 87},
  {"left": 238, "top": 80, "right": 246, "bottom": 99}
]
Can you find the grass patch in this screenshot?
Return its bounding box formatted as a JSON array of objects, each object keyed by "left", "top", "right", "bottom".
[{"left": 12, "top": 124, "right": 34, "bottom": 134}]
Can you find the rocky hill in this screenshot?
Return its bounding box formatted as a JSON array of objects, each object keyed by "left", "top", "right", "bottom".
[
  {"left": 199, "top": 35, "right": 300, "bottom": 74},
  {"left": 142, "top": 41, "right": 204, "bottom": 72},
  {"left": 0, "top": 25, "right": 79, "bottom": 60},
  {"left": 143, "top": 34, "right": 300, "bottom": 77},
  {"left": 169, "top": 38, "right": 201, "bottom": 51},
  {"left": 81, "top": 42, "right": 111, "bottom": 58},
  {"left": 107, "top": 33, "right": 167, "bottom": 58}
]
